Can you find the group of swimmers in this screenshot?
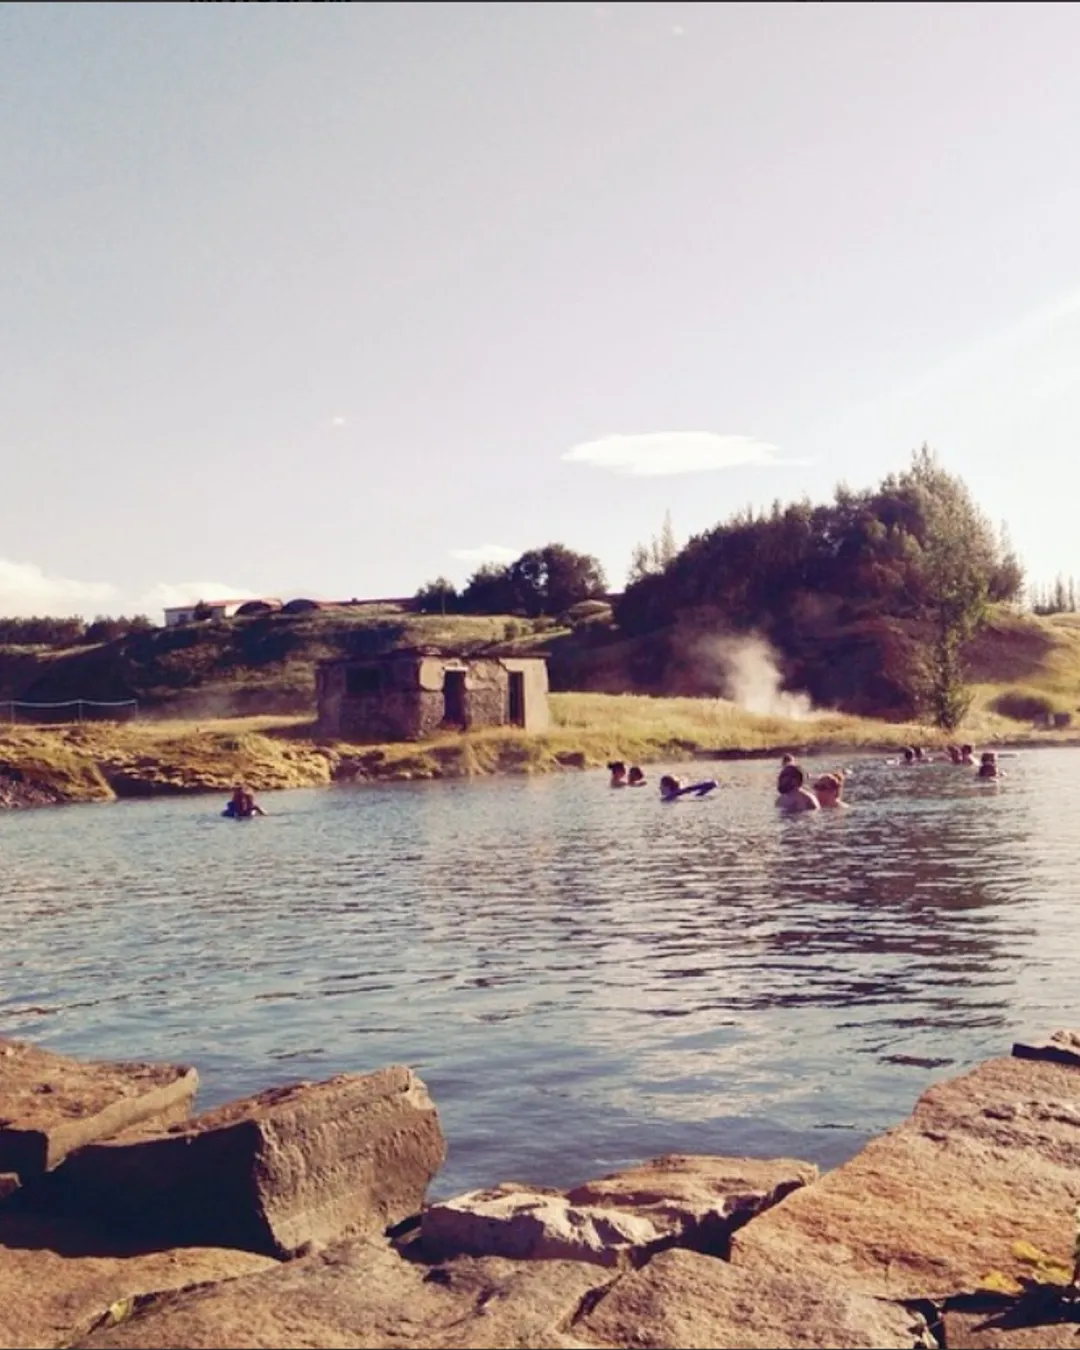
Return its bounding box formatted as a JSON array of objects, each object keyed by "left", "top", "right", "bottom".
[
  {"left": 775, "top": 755, "right": 847, "bottom": 813},
  {"left": 900, "top": 744, "right": 1001, "bottom": 777},
  {"left": 608, "top": 761, "right": 719, "bottom": 801}
]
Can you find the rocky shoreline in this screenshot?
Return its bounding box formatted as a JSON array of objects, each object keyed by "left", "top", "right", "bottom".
[{"left": 3, "top": 1033, "right": 1080, "bottom": 1348}]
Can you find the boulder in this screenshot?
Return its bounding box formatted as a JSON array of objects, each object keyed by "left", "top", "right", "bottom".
[
  {"left": 564, "top": 1153, "right": 817, "bottom": 1254},
  {"left": 421, "top": 1185, "right": 664, "bottom": 1266},
  {"left": 0, "top": 1211, "right": 275, "bottom": 1350},
  {"left": 574, "top": 1247, "right": 932, "bottom": 1349},
  {"left": 75, "top": 1237, "right": 603, "bottom": 1349},
  {"left": 732, "top": 1054, "right": 1080, "bottom": 1301},
  {"left": 50, "top": 1067, "right": 446, "bottom": 1257},
  {"left": 0, "top": 1038, "right": 197, "bottom": 1181}
]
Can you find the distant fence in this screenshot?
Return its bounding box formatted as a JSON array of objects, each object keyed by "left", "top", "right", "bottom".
[{"left": 1, "top": 699, "right": 139, "bottom": 725}]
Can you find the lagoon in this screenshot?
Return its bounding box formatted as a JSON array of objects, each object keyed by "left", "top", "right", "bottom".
[{"left": 2, "top": 751, "right": 1076, "bottom": 1197}]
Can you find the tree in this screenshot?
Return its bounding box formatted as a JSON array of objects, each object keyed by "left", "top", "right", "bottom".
[
  {"left": 627, "top": 511, "right": 679, "bottom": 584},
  {"left": 413, "top": 578, "right": 459, "bottom": 615},
  {"left": 459, "top": 563, "right": 519, "bottom": 615},
  {"left": 508, "top": 544, "right": 606, "bottom": 616},
  {"left": 888, "top": 446, "right": 1003, "bottom": 729}
]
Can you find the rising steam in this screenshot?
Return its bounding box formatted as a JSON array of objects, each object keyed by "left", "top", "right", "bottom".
[{"left": 692, "top": 633, "right": 818, "bottom": 720}]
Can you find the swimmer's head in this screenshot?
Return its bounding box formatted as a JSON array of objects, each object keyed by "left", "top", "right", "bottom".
[
  {"left": 781, "top": 753, "right": 795, "bottom": 766},
  {"left": 628, "top": 766, "right": 645, "bottom": 784},
  {"left": 777, "top": 764, "right": 804, "bottom": 793},
  {"left": 903, "top": 747, "right": 915, "bottom": 763},
  {"left": 607, "top": 761, "right": 627, "bottom": 778}
]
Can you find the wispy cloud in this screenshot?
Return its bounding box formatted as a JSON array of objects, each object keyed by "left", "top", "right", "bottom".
[
  {"left": 449, "top": 544, "right": 520, "bottom": 566},
  {"left": 0, "top": 559, "right": 116, "bottom": 618},
  {"left": 562, "top": 431, "right": 797, "bottom": 477},
  {"left": 0, "top": 561, "right": 261, "bottom": 620}
]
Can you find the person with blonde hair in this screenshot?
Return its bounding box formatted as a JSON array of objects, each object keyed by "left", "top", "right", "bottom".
[{"left": 813, "top": 770, "right": 847, "bottom": 809}]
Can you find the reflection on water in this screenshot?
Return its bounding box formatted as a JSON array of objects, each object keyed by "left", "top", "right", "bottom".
[{"left": 1, "top": 751, "right": 1074, "bottom": 1195}]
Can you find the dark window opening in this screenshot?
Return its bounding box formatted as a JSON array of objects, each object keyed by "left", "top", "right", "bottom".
[
  {"left": 442, "top": 669, "right": 467, "bottom": 727},
  {"left": 508, "top": 671, "right": 525, "bottom": 727},
  {"left": 346, "top": 666, "right": 382, "bottom": 696}
]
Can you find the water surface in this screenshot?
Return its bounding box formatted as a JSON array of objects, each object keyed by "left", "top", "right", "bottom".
[{"left": 2, "top": 751, "right": 1074, "bottom": 1195}]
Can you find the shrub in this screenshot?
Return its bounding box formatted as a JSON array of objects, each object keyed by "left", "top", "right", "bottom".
[{"left": 990, "top": 687, "right": 1059, "bottom": 723}]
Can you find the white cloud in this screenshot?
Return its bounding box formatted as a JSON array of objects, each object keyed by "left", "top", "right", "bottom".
[
  {"left": 330, "top": 416, "right": 347, "bottom": 427},
  {"left": 449, "top": 544, "right": 520, "bottom": 566},
  {"left": 0, "top": 562, "right": 264, "bottom": 621},
  {"left": 0, "top": 559, "right": 117, "bottom": 618},
  {"left": 562, "top": 431, "right": 795, "bottom": 477}
]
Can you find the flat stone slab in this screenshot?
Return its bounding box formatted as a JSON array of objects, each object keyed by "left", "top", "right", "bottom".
[
  {"left": 75, "top": 1237, "right": 602, "bottom": 1349},
  {"left": 0, "top": 1038, "right": 197, "bottom": 1181},
  {"left": 732, "top": 1054, "right": 1080, "bottom": 1301},
  {"left": 575, "top": 1247, "right": 931, "bottom": 1349},
  {"left": 421, "top": 1185, "right": 665, "bottom": 1266},
  {"left": 0, "top": 1211, "right": 275, "bottom": 1350},
  {"left": 564, "top": 1153, "right": 817, "bottom": 1253},
  {"left": 52, "top": 1067, "right": 446, "bottom": 1257}
]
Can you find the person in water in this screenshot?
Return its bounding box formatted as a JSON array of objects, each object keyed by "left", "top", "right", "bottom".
[
  {"left": 608, "top": 761, "right": 628, "bottom": 788},
  {"left": 946, "top": 744, "right": 962, "bottom": 764},
  {"left": 776, "top": 763, "right": 819, "bottom": 812},
  {"left": 959, "top": 744, "right": 976, "bottom": 765},
  {"left": 627, "top": 766, "right": 647, "bottom": 787},
  {"left": 813, "top": 770, "right": 847, "bottom": 808},
  {"left": 977, "top": 751, "right": 1002, "bottom": 780},
  {"left": 659, "top": 774, "right": 683, "bottom": 800},
  {"left": 224, "top": 785, "right": 265, "bottom": 818},
  {"left": 902, "top": 747, "right": 916, "bottom": 765}
]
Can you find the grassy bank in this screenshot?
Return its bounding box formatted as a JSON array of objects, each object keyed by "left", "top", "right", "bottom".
[{"left": 4, "top": 690, "right": 1080, "bottom": 808}]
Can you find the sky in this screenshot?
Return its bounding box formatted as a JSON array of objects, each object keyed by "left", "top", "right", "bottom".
[{"left": 3, "top": 1, "right": 1080, "bottom": 620}]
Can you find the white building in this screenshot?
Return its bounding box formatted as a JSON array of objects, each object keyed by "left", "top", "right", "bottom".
[{"left": 162, "top": 598, "right": 280, "bottom": 627}]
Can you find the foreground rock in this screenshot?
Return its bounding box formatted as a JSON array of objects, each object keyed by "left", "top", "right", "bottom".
[
  {"left": 565, "top": 1153, "right": 817, "bottom": 1254},
  {"left": 0, "top": 1039, "right": 196, "bottom": 1183},
  {"left": 50, "top": 1068, "right": 446, "bottom": 1257},
  {"left": 942, "top": 1303, "right": 1080, "bottom": 1349},
  {"left": 732, "top": 1050, "right": 1080, "bottom": 1300},
  {"left": 0, "top": 1212, "right": 275, "bottom": 1350},
  {"left": 422, "top": 1154, "right": 817, "bottom": 1266},
  {"left": 575, "top": 1247, "right": 932, "bottom": 1349},
  {"left": 421, "top": 1184, "right": 664, "bottom": 1266},
  {"left": 74, "top": 1237, "right": 601, "bottom": 1350}
]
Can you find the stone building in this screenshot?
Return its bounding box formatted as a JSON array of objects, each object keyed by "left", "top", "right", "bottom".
[{"left": 315, "top": 647, "right": 550, "bottom": 742}]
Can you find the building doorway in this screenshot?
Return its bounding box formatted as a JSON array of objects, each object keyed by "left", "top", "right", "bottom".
[
  {"left": 442, "top": 669, "right": 467, "bottom": 727},
  {"left": 507, "top": 671, "right": 525, "bottom": 727}
]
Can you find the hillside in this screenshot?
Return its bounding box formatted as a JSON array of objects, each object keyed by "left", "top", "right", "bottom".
[{"left": 2, "top": 604, "right": 1080, "bottom": 732}]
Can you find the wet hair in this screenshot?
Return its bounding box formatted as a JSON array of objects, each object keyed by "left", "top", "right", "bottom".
[
  {"left": 777, "top": 764, "right": 804, "bottom": 793},
  {"left": 961, "top": 744, "right": 974, "bottom": 756},
  {"left": 607, "top": 761, "right": 627, "bottom": 776},
  {"left": 659, "top": 774, "right": 680, "bottom": 795},
  {"left": 814, "top": 770, "right": 844, "bottom": 793},
  {"left": 781, "top": 753, "right": 795, "bottom": 766},
  {"left": 628, "top": 766, "right": 645, "bottom": 783},
  {"left": 980, "top": 751, "right": 996, "bottom": 764},
  {"left": 903, "top": 747, "right": 915, "bottom": 763}
]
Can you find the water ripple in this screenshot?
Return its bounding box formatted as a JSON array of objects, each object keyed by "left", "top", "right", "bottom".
[{"left": 1, "top": 751, "right": 1076, "bottom": 1193}]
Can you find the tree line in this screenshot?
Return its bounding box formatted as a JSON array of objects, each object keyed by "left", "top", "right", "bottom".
[
  {"left": 0, "top": 615, "right": 154, "bottom": 647},
  {"left": 414, "top": 447, "right": 1025, "bottom": 727}
]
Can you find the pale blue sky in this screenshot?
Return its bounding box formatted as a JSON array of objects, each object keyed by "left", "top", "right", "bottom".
[{"left": 3, "top": 1, "right": 1079, "bottom": 618}]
